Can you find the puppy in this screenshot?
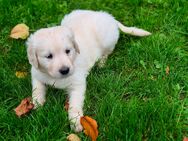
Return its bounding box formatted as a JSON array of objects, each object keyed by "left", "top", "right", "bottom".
[{"left": 26, "top": 10, "right": 151, "bottom": 132}]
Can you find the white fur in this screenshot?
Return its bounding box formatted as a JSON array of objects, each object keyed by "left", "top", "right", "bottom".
[
  {"left": 26, "top": 10, "right": 151, "bottom": 132},
  {"left": 117, "top": 21, "right": 151, "bottom": 36}
]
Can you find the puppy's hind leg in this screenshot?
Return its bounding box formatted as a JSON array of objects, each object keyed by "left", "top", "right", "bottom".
[
  {"left": 98, "top": 54, "right": 109, "bottom": 68},
  {"left": 98, "top": 47, "right": 114, "bottom": 68}
]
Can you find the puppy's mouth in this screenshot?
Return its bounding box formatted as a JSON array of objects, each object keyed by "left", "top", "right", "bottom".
[{"left": 59, "top": 73, "right": 72, "bottom": 79}]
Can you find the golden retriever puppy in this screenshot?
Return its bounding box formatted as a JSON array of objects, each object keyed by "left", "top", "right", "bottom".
[{"left": 26, "top": 10, "right": 151, "bottom": 132}]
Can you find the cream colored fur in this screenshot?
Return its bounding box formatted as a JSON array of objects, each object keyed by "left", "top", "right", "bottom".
[{"left": 26, "top": 10, "right": 151, "bottom": 132}]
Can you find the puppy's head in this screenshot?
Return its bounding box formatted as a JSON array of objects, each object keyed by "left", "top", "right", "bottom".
[{"left": 26, "top": 26, "right": 80, "bottom": 78}]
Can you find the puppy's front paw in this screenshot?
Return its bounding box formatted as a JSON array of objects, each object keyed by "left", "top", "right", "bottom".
[
  {"left": 69, "top": 109, "right": 83, "bottom": 132},
  {"left": 32, "top": 97, "right": 46, "bottom": 109},
  {"left": 70, "top": 116, "right": 83, "bottom": 132}
]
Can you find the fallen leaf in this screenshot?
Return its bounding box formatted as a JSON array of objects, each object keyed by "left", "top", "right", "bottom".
[
  {"left": 166, "top": 66, "right": 170, "bottom": 75},
  {"left": 15, "top": 71, "right": 27, "bottom": 78},
  {"left": 64, "top": 99, "right": 69, "bottom": 111},
  {"left": 10, "top": 23, "right": 29, "bottom": 39},
  {"left": 67, "top": 133, "right": 81, "bottom": 141},
  {"left": 14, "top": 97, "right": 34, "bottom": 117},
  {"left": 183, "top": 137, "right": 188, "bottom": 141},
  {"left": 80, "top": 116, "right": 98, "bottom": 141}
]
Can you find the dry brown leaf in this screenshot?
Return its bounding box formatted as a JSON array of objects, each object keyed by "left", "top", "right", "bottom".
[
  {"left": 10, "top": 23, "right": 29, "bottom": 39},
  {"left": 64, "top": 99, "right": 69, "bottom": 111},
  {"left": 67, "top": 133, "right": 81, "bottom": 141},
  {"left": 183, "top": 137, "right": 188, "bottom": 141},
  {"left": 166, "top": 66, "right": 170, "bottom": 75},
  {"left": 80, "top": 116, "right": 98, "bottom": 141},
  {"left": 14, "top": 97, "right": 34, "bottom": 117},
  {"left": 15, "top": 71, "right": 27, "bottom": 78}
]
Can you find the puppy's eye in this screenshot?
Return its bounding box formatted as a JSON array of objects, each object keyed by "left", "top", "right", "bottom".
[
  {"left": 65, "top": 49, "right": 70, "bottom": 54},
  {"left": 46, "top": 53, "right": 53, "bottom": 59}
]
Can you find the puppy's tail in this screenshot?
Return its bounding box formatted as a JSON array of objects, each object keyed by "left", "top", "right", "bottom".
[{"left": 117, "top": 21, "right": 151, "bottom": 37}]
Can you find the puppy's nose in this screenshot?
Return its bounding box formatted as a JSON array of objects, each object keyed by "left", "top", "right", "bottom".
[{"left": 59, "top": 67, "right": 70, "bottom": 75}]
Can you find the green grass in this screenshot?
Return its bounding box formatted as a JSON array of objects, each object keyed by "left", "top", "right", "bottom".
[{"left": 0, "top": 0, "right": 188, "bottom": 140}]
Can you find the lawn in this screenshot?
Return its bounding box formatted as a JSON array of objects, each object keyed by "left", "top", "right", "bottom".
[{"left": 0, "top": 0, "right": 188, "bottom": 140}]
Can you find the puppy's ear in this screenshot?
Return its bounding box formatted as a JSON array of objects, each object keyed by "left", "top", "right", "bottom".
[
  {"left": 26, "top": 36, "right": 39, "bottom": 69},
  {"left": 65, "top": 26, "right": 80, "bottom": 54},
  {"left": 72, "top": 37, "right": 80, "bottom": 54}
]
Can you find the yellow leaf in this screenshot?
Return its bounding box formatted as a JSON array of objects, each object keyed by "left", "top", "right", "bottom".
[
  {"left": 166, "top": 66, "right": 170, "bottom": 75},
  {"left": 80, "top": 116, "right": 98, "bottom": 141},
  {"left": 67, "top": 133, "right": 81, "bottom": 141},
  {"left": 15, "top": 71, "right": 27, "bottom": 78},
  {"left": 10, "top": 23, "right": 29, "bottom": 39}
]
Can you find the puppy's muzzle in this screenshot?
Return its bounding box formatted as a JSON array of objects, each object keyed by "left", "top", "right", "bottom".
[{"left": 59, "top": 67, "right": 70, "bottom": 75}]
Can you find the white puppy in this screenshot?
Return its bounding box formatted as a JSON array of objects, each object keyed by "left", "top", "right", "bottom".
[{"left": 26, "top": 10, "right": 151, "bottom": 132}]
